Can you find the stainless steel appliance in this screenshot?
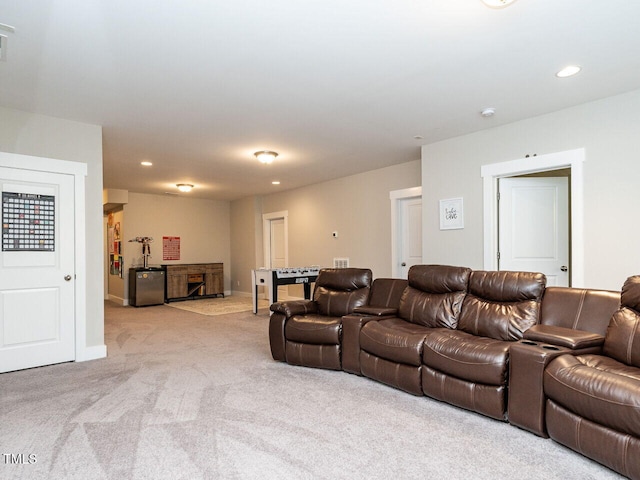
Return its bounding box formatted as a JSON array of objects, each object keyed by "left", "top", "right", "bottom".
[{"left": 129, "top": 267, "right": 165, "bottom": 307}]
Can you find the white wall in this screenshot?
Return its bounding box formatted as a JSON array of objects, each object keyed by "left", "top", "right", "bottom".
[
  {"left": 422, "top": 89, "right": 640, "bottom": 291},
  {"left": 246, "top": 159, "right": 421, "bottom": 282},
  {"left": 0, "top": 106, "right": 104, "bottom": 349}
]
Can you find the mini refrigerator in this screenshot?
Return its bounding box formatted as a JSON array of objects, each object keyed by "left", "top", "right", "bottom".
[{"left": 129, "top": 267, "right": 165, "bottom": 307}]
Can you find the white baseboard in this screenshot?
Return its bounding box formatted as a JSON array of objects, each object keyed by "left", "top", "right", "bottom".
[
  {"left": 232, "top": 290, "right": 252, "bottom": 298},
  {"left": 77, "top": 344, "right": 107, "bottom": 362},
  {"left": 108, "top": 294, "right": 127, "bottom": 306}
]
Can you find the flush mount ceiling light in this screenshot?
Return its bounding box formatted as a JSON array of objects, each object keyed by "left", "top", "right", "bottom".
[
  {"left": 140, "top": 161, "right": 153, "bottom": 166},
  {"left": 556, "top": 65, "right": 582, "bottom": 78},
  {"left": 481, "top": 0, "right": 517, "bottom": 8},
  {"left": 481, "top": 107, "right": 496, "bottom": 117},
  {"left": 254, "top": 150, "right": 278, "bottom": 164},
  {"left": 176, "top": 183, "right": 194, "bottom": 192}
]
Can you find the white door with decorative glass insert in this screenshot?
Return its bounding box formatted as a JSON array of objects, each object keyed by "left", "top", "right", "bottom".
[
  {"left": 498, "top": 177, "right": 569, "bottom": 287},
  {"left": 0, "top": 167, "right": 76, "bottom": 373}
]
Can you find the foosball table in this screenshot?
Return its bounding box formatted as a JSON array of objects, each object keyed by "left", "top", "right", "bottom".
[{"left": 251, "top": 266, "right": 321, "bottom": 314}]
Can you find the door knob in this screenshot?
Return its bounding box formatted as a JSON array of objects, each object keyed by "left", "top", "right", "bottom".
[
  {"left": 64, "top": 275, "right": 72, "bottom": 281},
  {"left": 401, "top": 262, "right": 407, "bottom": 267},
  {"left": 560, "top": 266, "right": 568, "bottom": 272}
]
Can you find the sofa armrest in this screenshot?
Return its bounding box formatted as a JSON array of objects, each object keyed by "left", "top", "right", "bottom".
[
  {"left": 270, "top": 300, "right": 317, "bottom": 317},
  {"left": 523, "top": 324, "right": 605, "bottom": 350},
  {"left": 353, "top": 306, "right": 398, "bottom": 316}
]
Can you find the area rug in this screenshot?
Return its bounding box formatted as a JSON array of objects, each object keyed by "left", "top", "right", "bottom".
[{"left": 165, "top": 296, "right": 269, "bottom": 316}]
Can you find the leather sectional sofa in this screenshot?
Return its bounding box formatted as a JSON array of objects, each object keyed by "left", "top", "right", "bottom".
[{"left": 268, "top": 265, "right": 639, "bottom": 479}]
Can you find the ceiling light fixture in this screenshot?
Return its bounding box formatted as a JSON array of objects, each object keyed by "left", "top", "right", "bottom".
[
  {"left": 481, "top": 107, "right": 496, "bottom": 117},
  {"left": 254, "top": 150, "right": 278, "bottom": 164},
  {"left": 481, "top": 0, "right": 517, "bottom": 8},
  {"left": 140, "top": 161, "right": 153, "bottom": 166},
  {"left": 272, "top": 181, "right": 281, "bottom": 185},
  {"left": 176, "top": 183, "right": 194, "bottom": 192},
  {"left": 556, "top": 65, "right": 582, "bottom": 78}
]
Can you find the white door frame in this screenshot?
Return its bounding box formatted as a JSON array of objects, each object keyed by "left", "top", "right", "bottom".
[
  {"left": 0, "top": 151, "right": 89, "bottom": 361},
  {"left": 262, "top": 210, "right": 288, "bottom": 269},
  {"left": 390, "top": 186, "right": 422, "bottom": 278},
  {"left": 481, "top": 148, "right": 585, "bottom": 287}
]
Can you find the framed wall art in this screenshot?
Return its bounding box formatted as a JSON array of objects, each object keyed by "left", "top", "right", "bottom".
[{"left": 439, "top": 197, "right": 464, "bottom": 230}]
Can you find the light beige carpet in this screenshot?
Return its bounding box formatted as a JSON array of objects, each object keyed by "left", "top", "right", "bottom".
[
  {"left": 165, "top": 295, "right": 269, "bottom": 316},
  {"left": 0, "top": 302, "right": 623, "bottom": 480}
]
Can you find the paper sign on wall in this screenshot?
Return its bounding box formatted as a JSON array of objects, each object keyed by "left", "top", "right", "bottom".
[{"left": 163, "top": 236, "right": 180, "bottom": 260}]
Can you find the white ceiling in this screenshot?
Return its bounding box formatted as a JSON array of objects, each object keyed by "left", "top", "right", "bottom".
[{"left": 2, "top": 1, "right": 640, "bottom": 201}]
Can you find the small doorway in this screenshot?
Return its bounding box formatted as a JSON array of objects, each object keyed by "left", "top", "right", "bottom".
[
  {"left": 391, "top": 187, "right": 422, "bottom": 279},
  {"left": 262, "top": 211, "right": 289, "bottom": 299}
]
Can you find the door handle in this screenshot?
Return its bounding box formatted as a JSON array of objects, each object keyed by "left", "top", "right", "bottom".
[
  {"left": 64, "top": 275, "right": 72, "bottom": 281},
  {"left": 560, "top": 266, "right": 568, "bottom": 272},
  {"left": 401, "top": 262, "right": 406, "bottom": 267}
]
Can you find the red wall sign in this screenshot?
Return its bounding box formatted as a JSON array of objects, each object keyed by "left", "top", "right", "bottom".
[{"left": 163, "top": 236, "right": 180, "bottom": 260}]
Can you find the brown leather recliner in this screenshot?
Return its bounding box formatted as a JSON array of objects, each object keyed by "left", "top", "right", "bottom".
[
  {"left": 358, "top": 265, "right": 472, "bottom": 395},
  {"left": 268, "top": 268, "right": 372, "bottom": 370},
  {"left": 422, "top": 270, "right": 546, "bottom": 420},
  {"left": 508, "top": 286, "right": 621, "bottom": 437},
  {"left": 543, "top": 275, "right": 640, "bottom": 479}
]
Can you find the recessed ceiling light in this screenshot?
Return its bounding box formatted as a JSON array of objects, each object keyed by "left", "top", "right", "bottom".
[
  {"left": 556, "top": 65, "right": 582, "bottom": 78},
  {"left": 272, "top": 181, "right": 281, "bottom": 185},
  {"left": 140, "top": 161, "right": 153, "bottom": 166},
  {"left": 481, "top": 0, "right": 517, "bottom": 8},
  {"left": 176, "top": 184, "right": 194, "bottom": 193}
]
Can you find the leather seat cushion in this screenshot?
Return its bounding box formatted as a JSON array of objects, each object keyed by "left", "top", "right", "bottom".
[
  {"left": 545, "top": 354, "right": 640, "bottom": 437},
  {"left": 360, "top": 318, "right": 433, "bottom": 366},
  {"left": 422, "top": 329, "right": 511, "bottom": 386},
  {"left": 285, "top": 314, "right": 341, "bottom": 345}
]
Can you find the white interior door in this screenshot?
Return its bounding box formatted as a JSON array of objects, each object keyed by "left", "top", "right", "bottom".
[
  {"left": 0, "top": 167, "right": 76, "bottom": 373},
  {"left": 498, "top": 177, "right": 569, "bottom": 286},
  {"left": 399, "top": 197, "right": 423, "bottom": 279},
  {"left": 262, "top": 211, "right": 289, "bottom": 301}
]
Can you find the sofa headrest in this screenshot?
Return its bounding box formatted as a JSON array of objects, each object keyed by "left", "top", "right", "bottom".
[
  {"left": 469, "top": 270, "right": 546, "bottom": 303},
  {"left": 315, "top": 268, "right": 372, "bottom": 291},
  {"left": 458, "top": 270, "right": 546, "bottom": 341},
  {"left": 621, "top": 275, "right": 640, "bottom": 313},
  {"left": 540, "top": 287, "right": 620, "bottom": 335},
  {"left": 368, "top": 278, "right": 408, "bottom": 308},
  {"left": 407, "top": 265, "right": 471, "bottom": 294}
]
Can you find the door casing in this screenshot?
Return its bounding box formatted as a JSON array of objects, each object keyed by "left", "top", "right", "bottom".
[
  {"left": 481, "top": 148, "right": 585, "bottom": 287},
  {"left": 0, "top": 151, "right": 91, "bottom": 362}
]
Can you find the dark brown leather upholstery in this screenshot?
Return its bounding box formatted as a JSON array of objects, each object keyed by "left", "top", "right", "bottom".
[
  {"left": 509, "top": 286, "right": 620, "bottom": 437},
  {"left": 543, "top": 275, "right": 640, "bottom": 479},
  {"left": 339, "top": 278, "right": 408, "bottom": 375},
  {"left": 313, "top": 268, "right": 372, "bottom": 317},
  {"left": 268, "top": 268, "right": 372, "bottom": 370},
  {"left": 422, "top": 270, "right": 546, "bottom": 420},
  {"left": 359, "top": 265, "right": 471, "bottom": 395},
  {"left": 457, "top": 270, "right": 546, "bottom": 341},
  {"left": 398, "top": 265, "right": 469, "bottom": 328},
  {"left": 539, "top": 286, "right": 620, "bottom": 335}
]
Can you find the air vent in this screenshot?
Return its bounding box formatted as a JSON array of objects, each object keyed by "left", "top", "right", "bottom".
[{"left": 333, "top": 257, "right": 349, "bottom": 268}]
